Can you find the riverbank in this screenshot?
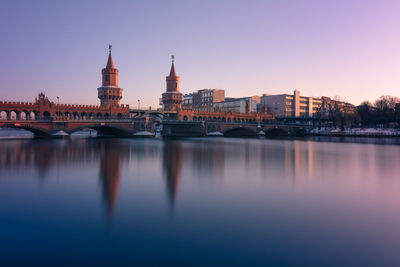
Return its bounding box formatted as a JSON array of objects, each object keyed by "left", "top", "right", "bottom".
[{"left": 310, "top": 127, "right": 400, "bottom": 137}]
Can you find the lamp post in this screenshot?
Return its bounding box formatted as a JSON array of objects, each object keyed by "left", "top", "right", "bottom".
[
  {"left": 138, "top": 99, "right": 140, "bottom": 110},
  {"left": 57, "top": 96, "right": 60, "bottom": 120}
]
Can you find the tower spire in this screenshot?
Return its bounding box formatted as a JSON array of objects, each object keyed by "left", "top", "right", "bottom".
[
  {"left": 106, "top": 44, "right": 115, "bottom": 69},
  {"left": 169, "top": 55, "right": 176, "bottom": 77}
]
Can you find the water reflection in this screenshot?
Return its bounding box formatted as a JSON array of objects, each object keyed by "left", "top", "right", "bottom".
[
  {"left": 163, "top": 141, "right": 182, "bottom": 207},
  {"left": 1, "top": 137, "right": 400, "bottom": 265},
  {"left": 99, "top": 140, "right": 122, "bottom": 217}
]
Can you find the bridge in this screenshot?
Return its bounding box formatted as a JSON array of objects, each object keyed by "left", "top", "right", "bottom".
[
  {"left": 0, "top": 119, "right": 139, "bottom": 137},
  {"left": 162, "top": 120, "right": 313, "bottom": 137}
]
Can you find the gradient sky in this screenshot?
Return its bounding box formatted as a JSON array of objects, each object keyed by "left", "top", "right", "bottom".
[{"left": 1, "top": 0, "right": 400, "bottom": 108}]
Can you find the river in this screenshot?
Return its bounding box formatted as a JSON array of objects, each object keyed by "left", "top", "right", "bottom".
[{"left": 0, "top": 134, "right": 400, "bottom": 265}]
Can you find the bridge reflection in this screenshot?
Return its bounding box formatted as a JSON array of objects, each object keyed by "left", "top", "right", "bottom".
[{"left": 0, "top": 138, "right": 336, "bottom": 217}]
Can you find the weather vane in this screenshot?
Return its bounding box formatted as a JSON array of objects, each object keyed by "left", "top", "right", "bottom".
[
  {"left": 171, "top": 55, "right": 174, "bottom": 63},
  {"left": 109, "top": 44, "right": 112, "bottom": 53}
]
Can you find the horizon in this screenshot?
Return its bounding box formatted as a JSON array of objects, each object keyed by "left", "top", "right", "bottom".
[{"left": 1, "top": 0, "right": 400, "bottom": 107}]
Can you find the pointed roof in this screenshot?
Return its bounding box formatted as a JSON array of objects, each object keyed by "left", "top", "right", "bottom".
[
  {"left": 169, "top": 55, "right": 177, "bottom": 77},
  {"left": 106, "top": 51, "right": 115, "bottom": 69},
  {"left": 169, "top": 62, "right": 176, "bottom": 77},
  {"left": 105, "top": 44, "right": 115, "bottom": 69}
]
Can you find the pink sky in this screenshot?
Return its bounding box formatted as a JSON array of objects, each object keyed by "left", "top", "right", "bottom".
[{"left": 0, "top": 0, "right": 399, "bottom": 108}]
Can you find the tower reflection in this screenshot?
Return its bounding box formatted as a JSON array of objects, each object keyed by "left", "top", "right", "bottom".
[{"left": 162, "top": 141, "right": 182, "bottom": 208}]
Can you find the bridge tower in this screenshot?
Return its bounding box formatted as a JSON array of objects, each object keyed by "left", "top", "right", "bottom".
[
  {"left": 162, "top": 55, "right": 183, "bottom": 111},
  {"left": 97, "top": 45, "right": 123, "bottom": 107}
]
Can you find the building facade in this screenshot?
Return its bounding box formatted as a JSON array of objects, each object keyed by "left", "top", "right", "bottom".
[
  {"left": 261, "top": 90, "right": 322, "bottom": 118},
  {"left": 190, "top": 89, "right": 225, "bottom": 111},
  {"left": 97, "top": 45, "right": 123, "bottom": 107},
  {"left": 161, "top": 56, "right": 183, "bottom": 111},
  {"left": 214, "top": 96, "right": 259, "bottom": 114}
]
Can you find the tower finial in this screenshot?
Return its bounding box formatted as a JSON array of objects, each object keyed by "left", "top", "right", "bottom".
[
  {"left": 171, "top": 55, "right": 174, "bottom": 63},
  {"left": 109, "top": 44, "right": 112, "bottom": 53}
]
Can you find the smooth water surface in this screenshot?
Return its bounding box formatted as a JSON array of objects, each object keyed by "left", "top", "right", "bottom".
[{"left": 1, "top": 136, "right": 400, "bottom": 265}]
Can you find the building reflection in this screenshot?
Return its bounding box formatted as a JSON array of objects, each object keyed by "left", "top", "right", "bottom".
[
  {"left": 162, "top": 141, "right": 182, "bottom": 208},
  {"left": 0, "top": 139, "right": 130, "bottom": 219},
  {"left": 99, "top": 140, "right": 122, "bottom": 218}
]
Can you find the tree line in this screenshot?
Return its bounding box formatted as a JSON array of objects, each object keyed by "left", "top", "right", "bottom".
[{"left": 357, "top": 96, "right": 400, "bottom": 127}]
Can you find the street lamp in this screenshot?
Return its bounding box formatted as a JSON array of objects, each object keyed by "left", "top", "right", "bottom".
[
  {"left": 57, "top": 96, "right": 60, "bottom": 120},
  {"left": 138, "top": 99, "right": 140, "bottom": 110}
]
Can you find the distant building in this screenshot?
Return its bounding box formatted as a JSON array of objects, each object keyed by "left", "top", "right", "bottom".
[
  {"left": 214, "top": 96, "right": 259, "bottom": 114},
  {"left": 261, "top": 90, "right": 322, "bottom": 117},
  {"left": 182, "top": 94, "right": 193, "bottom": 109},
  {"left": 191, "top": 89, "right": 225, "bottom": 112},
  {"left": 320, "top": 96, "right": 357, "bottom": 115}
]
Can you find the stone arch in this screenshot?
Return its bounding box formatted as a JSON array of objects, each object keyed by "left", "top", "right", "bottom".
[
  {"left": 10, "top": 111, "right": 18, "bottom": 120},
  {"left": 43, "top": 111, "right": 51, "bottom": 120},
  {"left": 73, "top": 112, "right": 79, "bottom": 120},
  {"left": 81, "top": 112, "right": 87, "bottom": 120},
  {"left": 89, "top": 112, "right": 95, "bottom": 120},
  {"left": 68, "top": 124, "right": 131, "bottom": 137},
  {"left": 30, "top": 111, "right": 37, "bottom": 120},
  {"left": 223, "top": 127, "right": 258, "bottom": 137},
  {"left": 0, "top": 110, "right": 9, "bottom": 120},
  {"left": 64, "top": 112, "right": 70, "bottom": 120},
  {"left": 0, "top": 124, "right": 50, "bottom": 137}
]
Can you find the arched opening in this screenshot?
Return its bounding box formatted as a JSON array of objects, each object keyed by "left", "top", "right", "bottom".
[
  {"left": 0, "top": 124, "right": 50, "bottom": 137},
  {"left": 104, "top": 113, "right": 110, "bottom": 119},
  {"left": 73, "top": 112, "right": 79, "bottom": 120},
  {"left": 43, "top": 111, "right": 51, "bottom": 120},
  {"left": 89, "top": 112, "right": 95, "bottom": 120},
  {"left": 81, "top": 112, "right": 87, "bottom": 120},
  {"left": 30, "top": 111, "right": 37, "bottom": 120},
  {"left": 64, "top": 112, "right": 70, "bottom": 120},
  {"left": 193, "top": 116, "right": 197, "bottom": 121},
  {"left": 0, "top": 110, "right": 9, "bottom": 120},
  {"left": 117, "top": 113, "right": 123, "bottom": 119},
  {"left": 183, "top": 115, "right": 188, "bottom": 121},
  {"left": 265, "top": 128, "right": 289, "bottom": 136},
  {"left": 69, "top": 125, "right": 131, "bottom": 137},
  {"left": 227, "top": 118, "right": 231, "bottom": 123},
  {"left": 96, "top": 113, "right": 103, "bottom": 119},
  {"left": 20, "top": 111, "right": 27, "bottom": 120},
  {"left": 10, "top": 111, "right": 18, "bottom": 120},
  {"left": 223, "top": 127, "right": 258, "bottom": 137}
]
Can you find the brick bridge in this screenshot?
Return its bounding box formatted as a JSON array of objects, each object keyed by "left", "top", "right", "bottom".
[
  {"left": 162, "top": 120, "right": 312, "bottom": 137},
  {"left": 0, "top": 120, "right": 139, "bottom": 137}
]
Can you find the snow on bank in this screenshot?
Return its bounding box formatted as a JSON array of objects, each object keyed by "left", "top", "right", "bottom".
[{"left": 311, "top": 127, "right": 400, "bottom": 136}]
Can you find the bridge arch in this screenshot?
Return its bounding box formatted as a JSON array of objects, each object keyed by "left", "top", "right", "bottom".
[
  {"left": 223, "top": 127, "right": 257, "bottom": 137},
  {"left": 0, "top": 124, "right": 51, "bottom": 137},
  {"left": 68, "top": 124, "right": 132, "bottom": 137},
  {"left": 265, "top": 128, "right": 289, "bottom": 136}
]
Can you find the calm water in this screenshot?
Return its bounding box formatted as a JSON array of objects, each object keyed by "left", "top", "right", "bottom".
[{"left": 1, "top": 136, "right": 400, "bottom": 266}]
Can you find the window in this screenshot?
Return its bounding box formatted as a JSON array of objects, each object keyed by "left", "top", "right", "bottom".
[{"left": 105, "top": 75, "right": 109, "bottom": 82}]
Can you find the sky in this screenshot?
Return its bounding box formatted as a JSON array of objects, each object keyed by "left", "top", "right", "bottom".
[{"left": 1, "top": 0, "right": 400, "bottom": 108}]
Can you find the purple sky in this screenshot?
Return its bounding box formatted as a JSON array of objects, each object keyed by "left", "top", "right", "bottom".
[{"left": 1, "top": 0, "right": 400, "bottom": 108}]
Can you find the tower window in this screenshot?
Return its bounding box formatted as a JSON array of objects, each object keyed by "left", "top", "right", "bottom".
[{"left": 105, "top": 76, "right": 109, "bottom": 82}]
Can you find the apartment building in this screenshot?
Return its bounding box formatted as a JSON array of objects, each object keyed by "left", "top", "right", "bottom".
[{"left": 261, "top": 90, "right": 322, "bottom": 117}]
